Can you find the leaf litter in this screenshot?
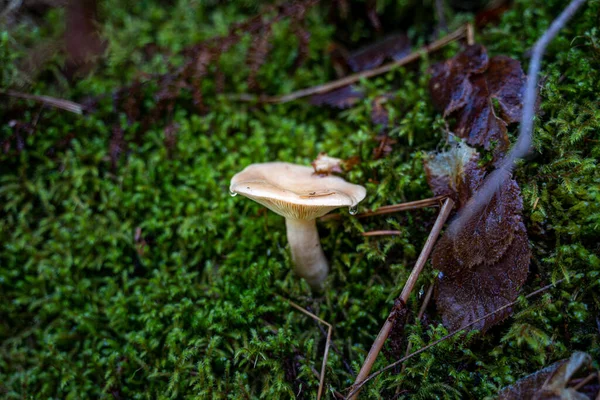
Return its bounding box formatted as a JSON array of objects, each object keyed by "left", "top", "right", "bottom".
[
  {"left": 425, "top": 140, "right": 530, "bottom": 332},
  {"left": 429, "top": 44, "right": 526, "bottom": 156}
]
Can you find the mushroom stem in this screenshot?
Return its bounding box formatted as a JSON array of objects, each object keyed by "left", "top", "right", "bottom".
[{"left": 285, "top": 218, "right": 329, "bottom": 290}]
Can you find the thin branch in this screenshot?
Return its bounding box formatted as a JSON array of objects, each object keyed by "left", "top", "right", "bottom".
[
  {"left": 571, "top": 372, "right": 598, "bottom": 391},
  {"left": 348, "top": 198, "right": 455, "bottom": 399},
  {"left": 466, "top": 22, "right": 475, "bottom": 45},
  {"left": 228, "top": 25, "right": 469, "bottom": 104},
  {"left": 0, "top": 90, "right": 84, "bottom": 114},
  {"left": 447, "top": 0, "right": 587, "bottom": 238},
  {"left": 346, "top": 278, "right": 567, "bottom": 398},
  {"left": 321, "top": 196, "right": 446, "bottom": 222},
  {"left": 287, "top": 300, "right": 332, "bottom": 400},
  {"left": 361, "top": 230, "right": 402, "bottom": 237}
]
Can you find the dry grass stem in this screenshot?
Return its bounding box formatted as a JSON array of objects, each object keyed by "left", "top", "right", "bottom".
[
  {"left": 1, "top": 90, "right": 84, "bottom": 114},
  {"left": 229, "top": 25, "right": 470, "bottom": 104},
  {"left": 348, "top": 198, "right": 455, "bottom": 399},
  {"left": 287, "top": 300, "right": 333, "bottom": 400},
  {"left": 321, "top": 195, "right": 447, "bottom": 222},
  {"left": 361, "top": 230, "right": 402, "bottom": 237},
  {"left": 467, "top": 23, "right": 475, "bottom": 45},
  {"left": 346, "top": 278, "right": 567, "bottom": 398},
  {"left": 571, "top": 372, "right": 598, "bottom": 391}
]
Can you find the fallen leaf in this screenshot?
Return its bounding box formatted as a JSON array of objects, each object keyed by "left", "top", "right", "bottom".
[
  {"left": 310, "top": 86, "right": 365, "bottom": 109},
  {"left": 424, "top": 140, "right": 484, "bottom": 209},
  {"left": 497, "top": 352, "right": 597, "bottom": 400},
  {"left": 429, "top": 45, "right": 526, "bottom": 153},
  {"left": 435, "top": 223, "right": 529, "bottom": 331},
  {"left": 347, "top": 33, "right": 411, "bottom": 72},
  {"left": 429, "top": 45, "right": 488, "bottom": 116},
  {"left": 425, "top": 141, "right": 530, "bottom": 332}
]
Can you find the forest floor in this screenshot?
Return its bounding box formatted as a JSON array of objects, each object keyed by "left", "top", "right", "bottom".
[{"left": 1, "top": 0, "right": 599, "bottom": 398}]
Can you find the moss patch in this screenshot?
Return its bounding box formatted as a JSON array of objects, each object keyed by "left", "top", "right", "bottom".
[{"left": 1, "top": 0, "right": 599, "bottom": 398}]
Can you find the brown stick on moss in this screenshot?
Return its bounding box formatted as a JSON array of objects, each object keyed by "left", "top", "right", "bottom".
[
  {"left": 228, "top": 25, "right": 470, "bottom": 104},
  {"left": 348, "top": 197, "right": 454, "bottom": 399}
]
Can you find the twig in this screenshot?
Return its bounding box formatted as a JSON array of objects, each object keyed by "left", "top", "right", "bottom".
[
  {"left": 228, "top": 25, "right": 469, "bottom": 104},
  {"left": 287, "top": 300, "right": 332, "bottom": 400},
  {"left": 466, "top": 23, "right": 475, "bottom": 45},
  {"left": 0, "top": 90, "right": 84, "bottom": 114},
  {"left": 361, "top": 230, "right": 402, "bottom": 237},
  {"left": 571, "top": 372, "right": 598, "bottom": 391},
  {"left": 321, "top": 196, "right": 446, "bottom": 222},
  {"left": 307, "top": 305, "right": 355, "bottom": 377},
  {"left": 447, "top": 0, "right": 588, "bottom": 238},
  {"left": 348, "top": 198, "right": 454, "bottom": 399},
  {"left": 346, "top": 278, "right": 567, "bottom": 398}
]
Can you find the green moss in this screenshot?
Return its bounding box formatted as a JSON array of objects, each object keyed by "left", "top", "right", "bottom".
[{"left": 1, "top": 0, "right": 599, "bottom": 398}]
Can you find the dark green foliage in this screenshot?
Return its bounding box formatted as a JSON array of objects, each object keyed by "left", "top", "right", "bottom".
[{"left": 1, "top": 0, "right": 599, "bottom": 398}]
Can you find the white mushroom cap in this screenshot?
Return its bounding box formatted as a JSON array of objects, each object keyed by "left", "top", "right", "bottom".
[{"left": 230, "top": 162, "right": 366, "bottom": 220}]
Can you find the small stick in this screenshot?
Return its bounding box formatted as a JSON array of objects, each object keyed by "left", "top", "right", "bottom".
[
  {"left": 229, "top": 25, "right": 469, "bottom": 104},
  {"left": 571, "top": 372, "right": 598, "bottom": 391},
  {"left": 321, "top": 196, "right": 446, "bottom": 222},
  {"left": 0, "top": 90, "right": 84, "bottom": 114},
  {"left": 361, "top": 230, "right": 402, "bottom": 237},
  {"left": 346, "top": 278, "right": 567, "bottom": 398},
  {"left": 287, "top": 300, "right": 332, "bottom": 400},
  {"left": 348, "top": 198, "right": 454, "bottom": 399},
  {"left": 466, "top": 22, "right": 475, "bottom": 45}
]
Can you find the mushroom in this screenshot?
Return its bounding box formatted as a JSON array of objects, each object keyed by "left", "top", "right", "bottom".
[{"left": 230, "top": 162, "right": 366, "bottom": 290}]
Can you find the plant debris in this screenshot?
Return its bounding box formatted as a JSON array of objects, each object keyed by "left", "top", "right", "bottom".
[
  {"left": 497, "top": 352, "right": 598, "bottom": 400},
  {"left": 347, "top": 33, "right": 411, "bottom": 72},
  {"left": 309, "top": 85, "right": 365, "bottom": 108},
  {"left": 425, "top": 141, "right": 530, "bottom": 332},
  {"left": 311, "top": 153, "right": 345, "bottom": 175},
  {"left": 429, "top": 44, "right": 526, "bottom": 155}
]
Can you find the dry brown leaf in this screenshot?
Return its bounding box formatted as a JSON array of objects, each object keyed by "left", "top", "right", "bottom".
[
  {"left": 425, "top": 141, "right": 530, "bottom": 332},
  {"left": 497, "top": 352, "right": 597, "bottom": 400},
  {"left": 309, "top": 86, "right": 365, "bottom": 109},
  {"left": 429, "top": 45, "right": 526, "bottom": 154},
  {"left": 347, "top": 33, "right": 411, "bottom": 72},
  {"left": 435, "top": 223, "right": 529, "bottom": 331}
]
